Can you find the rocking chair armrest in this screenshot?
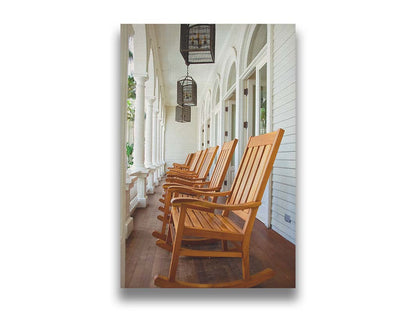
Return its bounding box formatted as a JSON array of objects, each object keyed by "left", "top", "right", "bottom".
[
  {"left": 172, "top": 163, "right": 189, "bottom": 169},
  {"left": 167, "top": 176, "right": 206, "bottom": 182},
  {"left": 191, "top": 182, "right": 212, "bottom": 188},
  {"left": 162, "top": 182, "right": 188, "bottom": 189},
  {"left": 166, "top": 172, "right": 198, "bottom": 178},
  {"left": 166, "top": 176, "right": 207, "bottom": 185},
  {"left": 193, "top": 186, "right": 222, "bottom": 192},
  {"left": 171, "top": 197, "right": 262, "bottom": 212},
  {"left": 192, "top": 180, "right": 210, "bottom": 185},
  {"left": 166, "top": 169, "right": 197, "bottom": 177},
  {"left": 172, "top": 162, "right": 184, "bottom": 166},
  {"left": 162, "top": 184, "right": 220, "bottom": 192},
  {"left": 166, "top": 169, "right": 190, "bottom": 174},
  {"left": 164, "top": 179, "right": 201, "bottom": 187},
  {"left": 166, "top": 185, "right": 231, "bottom": 198}
]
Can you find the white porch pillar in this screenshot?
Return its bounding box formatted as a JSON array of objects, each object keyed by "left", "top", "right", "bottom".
[
  {"left": 152, "top": 103, "right": 159, "bottom": 185},
  {"left": 152, "top": 107, "right": 158, "bottom": 166},
  {"left": 132, "top": 74, "right": 147, "bottom": 170},
  {"left": 145, "top": 96, "right": 156, "bottom": 193},
  {"left": 160, "top": 120, "right": 165, "bottom": 175},
  {"left": 157, "top": 113, "right": 162, "bottom": 166},
  {"left": 128, "top": 73, "right": 149, "bottom": 209},
  {"left": 156, "top": 114, "right": 162, "bottom": 180}
]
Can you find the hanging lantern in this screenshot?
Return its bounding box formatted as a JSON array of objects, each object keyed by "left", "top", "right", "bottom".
[
  {"left": 177, "top": 65, "right": 197, "bottom": 106},
  {"left": 175, "top": 105, "right": 191, "bottom": 123},
  {"left": 180, "top": 24, "right": 215, "bottom": 65}
]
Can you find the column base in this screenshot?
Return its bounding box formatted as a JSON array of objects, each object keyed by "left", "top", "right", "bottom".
[
  {"left": 127, "top": 167, "right": 149, "bottom": 209},
  {"left": 145, "top": 166, "right": 156, "bottom": 194},
  {"left": 153, "top": 164, "right": 160, "bottom": 186}
]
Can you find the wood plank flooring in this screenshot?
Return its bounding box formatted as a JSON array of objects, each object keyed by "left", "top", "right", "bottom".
[{"left": 125, "top": 178, "right": 296, "bottom": 288}]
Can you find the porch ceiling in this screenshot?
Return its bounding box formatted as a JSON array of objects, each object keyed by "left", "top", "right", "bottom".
[{"left": 153, "top": 24, "right": 232, "bottom": 106}]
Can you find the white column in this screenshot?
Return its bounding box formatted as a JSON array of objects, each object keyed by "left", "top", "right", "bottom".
[
  {"left": 161, "top": 122, "right": 165, "bottom": 174},
  {"left": 152, "top": 103, "right": 159, "bottom": 185},
  {"left": 152, "top": 106, "right": 158, "bottom": 166},
  {"left": 156, "top": 114, "right": 162, "bottom": 180},
  {"left": 145, "top": 96, "right": 156, "bottom": 193},
  {"left": 129, "top": 73, "right": 149, "bottom": 208},
  {"left": 132, "top": 74, "right": 148, "bottom": 170},
  {"left": 145, "top": 96, "right": 155, "bottom": 168}
]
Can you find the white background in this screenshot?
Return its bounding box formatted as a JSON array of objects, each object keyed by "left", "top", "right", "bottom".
[{"left": 1, "top": 1, "right": 415, "bottom": 311}]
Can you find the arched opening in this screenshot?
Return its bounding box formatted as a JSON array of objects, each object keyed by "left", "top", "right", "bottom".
[
  {"left": 227, "top": 62, "right": 236, "bottom": 91},
  {"left": 247, "top": 24, "right": 267, "bottom": 66}
]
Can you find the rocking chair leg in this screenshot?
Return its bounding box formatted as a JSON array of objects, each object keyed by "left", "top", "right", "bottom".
[
  {"left": 168, "top": 209, "right": 186, "bottom": 282},
  {"left": 242, "top": 246, "right": 250, "bottom": 280},
  {"left": 166, "top": 220, "right": 173, "bottom": 245},
  {"left": 160, "top": 191, "right": 172, "bottom": 239}
]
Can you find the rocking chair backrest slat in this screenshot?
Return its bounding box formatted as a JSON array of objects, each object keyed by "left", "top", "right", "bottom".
[
  {"left": 197, "top": 146, "right": 218, "bottom": 179},
  {"left": 208, "top": 139, "right": 238, "bottom": 189},
  {"left": 226, "top": 130, "right": 285, "bottom": 221},
  {"left": 184, "top": 153, "right": 194, "bottom": 166},
  {"left": 189, "top": 150, "right": 202, "bottom": 172},
  {"left": 194, "top": 149, "right": 208, "bottom": 175}
]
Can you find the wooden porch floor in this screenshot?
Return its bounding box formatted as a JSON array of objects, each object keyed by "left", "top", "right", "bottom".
[{"left": 125, "top": 178, "right": 296, "bottom": 288}]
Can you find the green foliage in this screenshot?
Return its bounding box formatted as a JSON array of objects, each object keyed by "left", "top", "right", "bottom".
[
  {"left": 128, "top": 50, "right": 133, "bottom": 60},
  {"left": 126, "top": 142, "right": 134, "bottom": 167},
  {"left": 128, "top": 75, "right": 136, "bottom": 99},
  {"left": 127, "top": 99, "right": 135, "bottom": 121},
  {"left": 260, "top": 106, "right": 266, "bottom": 121}
]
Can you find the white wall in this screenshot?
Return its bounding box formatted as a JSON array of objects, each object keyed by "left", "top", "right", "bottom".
[
  {"left": 164, "top": 106, "right": 199, "bottom": 167},
  {"left": 271, "top": 24, "right": 296, "bottom": 244}
]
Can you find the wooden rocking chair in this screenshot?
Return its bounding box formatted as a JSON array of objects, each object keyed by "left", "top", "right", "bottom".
[
  {"left": 166, "top": 148, "right": 207, "bottom": 178},
  {"left": 170, "top": 146, "right": 217, "bottom": 181},
  {"left": 152, "top": 139, "right": 238, "bottom": 241},
  {"left": 154, "top": 146, "right": 218, "bottom": 226},
  {"left": 168, "top": 153, "right": 195, "bottom": 170},
  {"left": 154, "top": 129, "right": 285, "bottom": 288}
]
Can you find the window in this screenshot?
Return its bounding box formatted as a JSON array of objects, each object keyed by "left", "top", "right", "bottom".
[
  {"left": 247, "top": 24, "right": 267, "bottom": 66},
  {"left": 227, "top": 62, "right": 236, "bottom": 91}
]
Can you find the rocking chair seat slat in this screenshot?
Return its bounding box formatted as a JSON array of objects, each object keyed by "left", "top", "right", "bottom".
[{"left": 171, "top": 207, "right": 244, "bottom": 241}]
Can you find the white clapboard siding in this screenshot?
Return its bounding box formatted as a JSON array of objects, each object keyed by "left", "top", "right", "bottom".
[
  {"left": 271, "top": 211, "right": 295, "bottom": 243},
  {"left": 273, "top": 174, "right": 296, "bottom": 187},
  {"left": 278, "top": 142, "right": 296, "bottom": 152},
  {"left": 275, "top": 150, "right": 296, "bottom": 160},
  {"left": 271, "top": 24, "right": 296, "bottom": 244},
  {"left": 272, "top": 98, "right": 295, "bottom": 115},
  {"left": 274, "top": 88, "right": 296, "bottom": 107},
  {"left": 272, "top": 181, "right": 296, "bottom": 195}
]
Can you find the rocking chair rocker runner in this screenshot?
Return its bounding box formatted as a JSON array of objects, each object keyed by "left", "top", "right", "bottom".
[
  {"left": 152, "top": 140, "right": 238, "bottom": 241},
  {"left": 154, "top": 129, "right": 285, "bottom": 288}
]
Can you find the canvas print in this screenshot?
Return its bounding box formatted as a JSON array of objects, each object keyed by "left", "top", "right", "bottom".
[{"left": 120, "top": 24, "right": 296, "bottom": 288}]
